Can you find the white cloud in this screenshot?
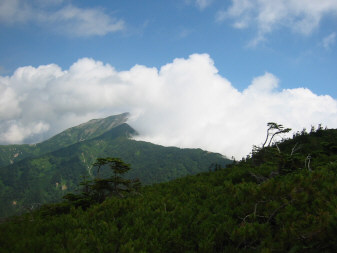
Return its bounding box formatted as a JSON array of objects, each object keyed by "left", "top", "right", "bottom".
[
  {"left": 35, "top": 0, "right": 64, "bottom": 6},
  {"left": 0, "top": 122, "right": 49, "bottom": 144},
  {"left": 0, "top": 0, "right": 124, "bottom": 36},
  {"left": 1, "top": 54, "right": 337, "bottom": 158},
  {"left": 0, "top": 84, "right": 21, "bottom": 120},
  {"left": 322, "top": 32, "right": 336, "bottom": 50},
  {"left": 184, "top": 0, "right": 213, "bottom": 10},
  {"left": 46, "top": 5, "right": 124, "bottom": 36},
  {"left": 217, "top": 0, "right": 337, "bottom": 45},
  {"left": 177, "top": 27, "right": 193, "bottom": 39},
  {"left": 195, "top": 0, "right": 213, "bottom": 10},
  {"left": 0, "top": 0, "right": 33, "bottom": 23}
]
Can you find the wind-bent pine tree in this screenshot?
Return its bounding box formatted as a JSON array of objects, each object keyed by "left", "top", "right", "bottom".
[{"left": 262, "top": 122, "right": 291, "bottom": 148}]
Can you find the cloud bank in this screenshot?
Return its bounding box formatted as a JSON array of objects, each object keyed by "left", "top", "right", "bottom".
[
  {"left": 217, "top": 0, "right": 337, "bottom": 46},
  {"left": 1, "top": 54, "right": 336, "bottom": 158}
]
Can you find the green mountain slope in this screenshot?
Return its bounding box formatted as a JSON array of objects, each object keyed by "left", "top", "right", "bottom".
[
  {"left": 37, "top": 112, "right": 131, "bottom": 153},
  {"left": 1, "top": 127, "right": 336, "bottom": 252},
  {"left": 0, "top": 123, "right": 230, "bottom": 218},
  {"left": 0, "top": 113, "right": 130, "bottom": 167}
]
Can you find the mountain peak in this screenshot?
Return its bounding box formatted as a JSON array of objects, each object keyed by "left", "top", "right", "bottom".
[
  {"left": 0, "top": 113, "right": 134, "bottom": 167},
  {"left": 75, "top": 113, "right": 130, "bottom": 135},
  {"left": 38, "top": 113, "right": 131, "bottom": 152}
]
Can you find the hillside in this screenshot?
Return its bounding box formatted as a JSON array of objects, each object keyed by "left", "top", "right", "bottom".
[
  {"left": 0, "top": 119, "right": 230, "bottom": 218},
  {"left": 0, "top": 113, "right": 130, "bottom": 167},
  {"left": 1, "top": 126, "right": 336, "bottom": 252}
]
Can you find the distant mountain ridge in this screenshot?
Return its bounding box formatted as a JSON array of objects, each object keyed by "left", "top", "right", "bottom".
[
  {"left": 44, "top": 112, "right": 131, "bottom": 145},
  {"left": 0, "top": 113, "right": 231, "bottom": 217},
  {"left": 0, "top": 113, "right": 130, "bottom": 167},
  {"left": 37, "top": 112, "right": 131, "bottom": 153}
]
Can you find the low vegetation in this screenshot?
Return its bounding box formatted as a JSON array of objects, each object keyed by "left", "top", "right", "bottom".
[{"left": 1, "top": 125, "right": 337, "bottom": 252}]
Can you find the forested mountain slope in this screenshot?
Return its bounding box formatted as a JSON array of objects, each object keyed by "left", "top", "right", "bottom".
[
  {"left": 1, "top": 127, "right": 336, "bottom": 252},
  {"left": 0, "top": 123, "right": 230, "bottom": 218},
  {"left": 0, "top": 113, "right": 130, "bottom": 167}
]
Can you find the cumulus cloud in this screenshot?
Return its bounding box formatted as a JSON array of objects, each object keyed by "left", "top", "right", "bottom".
[
  {"left": 0, "top": 0, "right": 124, "bottom": 36},
  {"left": 1, "top": 54, "right": 337, "bottom": 158},
  {"left": 217, "top": 0, "right": 337, "bottom": 46},
  {"left": 0, "top": 121, "right": 49, "bottom": 144}
]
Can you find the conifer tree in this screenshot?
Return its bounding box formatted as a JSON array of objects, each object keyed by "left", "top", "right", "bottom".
[
  {"left": 92, "top": 157, "right": 139, "bottom": 198},
  {"left": 63, "top": 157, "right": 141, "bottom": 209}
]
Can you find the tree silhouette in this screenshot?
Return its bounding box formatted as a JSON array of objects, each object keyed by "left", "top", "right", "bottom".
[
  {"left": 92, "top": 157, "right": 140, "bottom": 199},
  {"left": 63, "top": 157, "right": 141, "bottom": 209},
  {"left": 262, "top": 122, "right": 291, "bottom": 148}
]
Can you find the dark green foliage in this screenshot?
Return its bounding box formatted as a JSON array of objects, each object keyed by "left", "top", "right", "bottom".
[
  {"left": 0, "top": 120, "right": 230, "bottom": 218},
  {"left": 1, "top": 127, "right": 337, "bottom": 252},
  {"left": 81, "top": 157, "right": 140, "bottom": 203},
  {"left": 60, "top": 158, "right": 141, "bottom": 211}
]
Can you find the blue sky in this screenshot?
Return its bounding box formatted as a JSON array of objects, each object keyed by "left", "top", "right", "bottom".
[
  {"left": 1, "top": 0, "right": 337, "bottom": 157},
  {"left": 1, "top": 0, "right": 336, "bottom": 96}
]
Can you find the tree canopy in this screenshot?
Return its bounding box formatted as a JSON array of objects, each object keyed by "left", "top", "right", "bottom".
[{"left": 1, "top": 126, "right": 337, "bottom": 252}]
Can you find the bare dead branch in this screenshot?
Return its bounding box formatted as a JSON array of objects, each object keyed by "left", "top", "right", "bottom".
[
  {"left": 305, "top": 154, "right": 312, "bottom": 172},
  {"left": 290, "top": 142, "right": 301, "bottom": 156}
]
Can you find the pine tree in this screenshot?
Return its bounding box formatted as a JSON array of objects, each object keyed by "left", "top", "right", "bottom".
[
  {"left": 63, "top": 157, "right": 141, "bottom": 209},
  {"left": 92, "top": 157, "right": 140, "bottom": 198}
]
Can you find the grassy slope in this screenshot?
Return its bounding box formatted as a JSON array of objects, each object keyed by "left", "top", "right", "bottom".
[{"left": 1, "top": 128, "right": 337, "bottom": 252}]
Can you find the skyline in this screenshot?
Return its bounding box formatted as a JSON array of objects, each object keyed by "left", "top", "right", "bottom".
[{"left": 0, "top": 0, "right": 337, "bottom": 158}]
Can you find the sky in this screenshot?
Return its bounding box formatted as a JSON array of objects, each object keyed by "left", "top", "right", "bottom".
[{"left": 0, "top": 0, "right": 337, "bottom": 158}]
